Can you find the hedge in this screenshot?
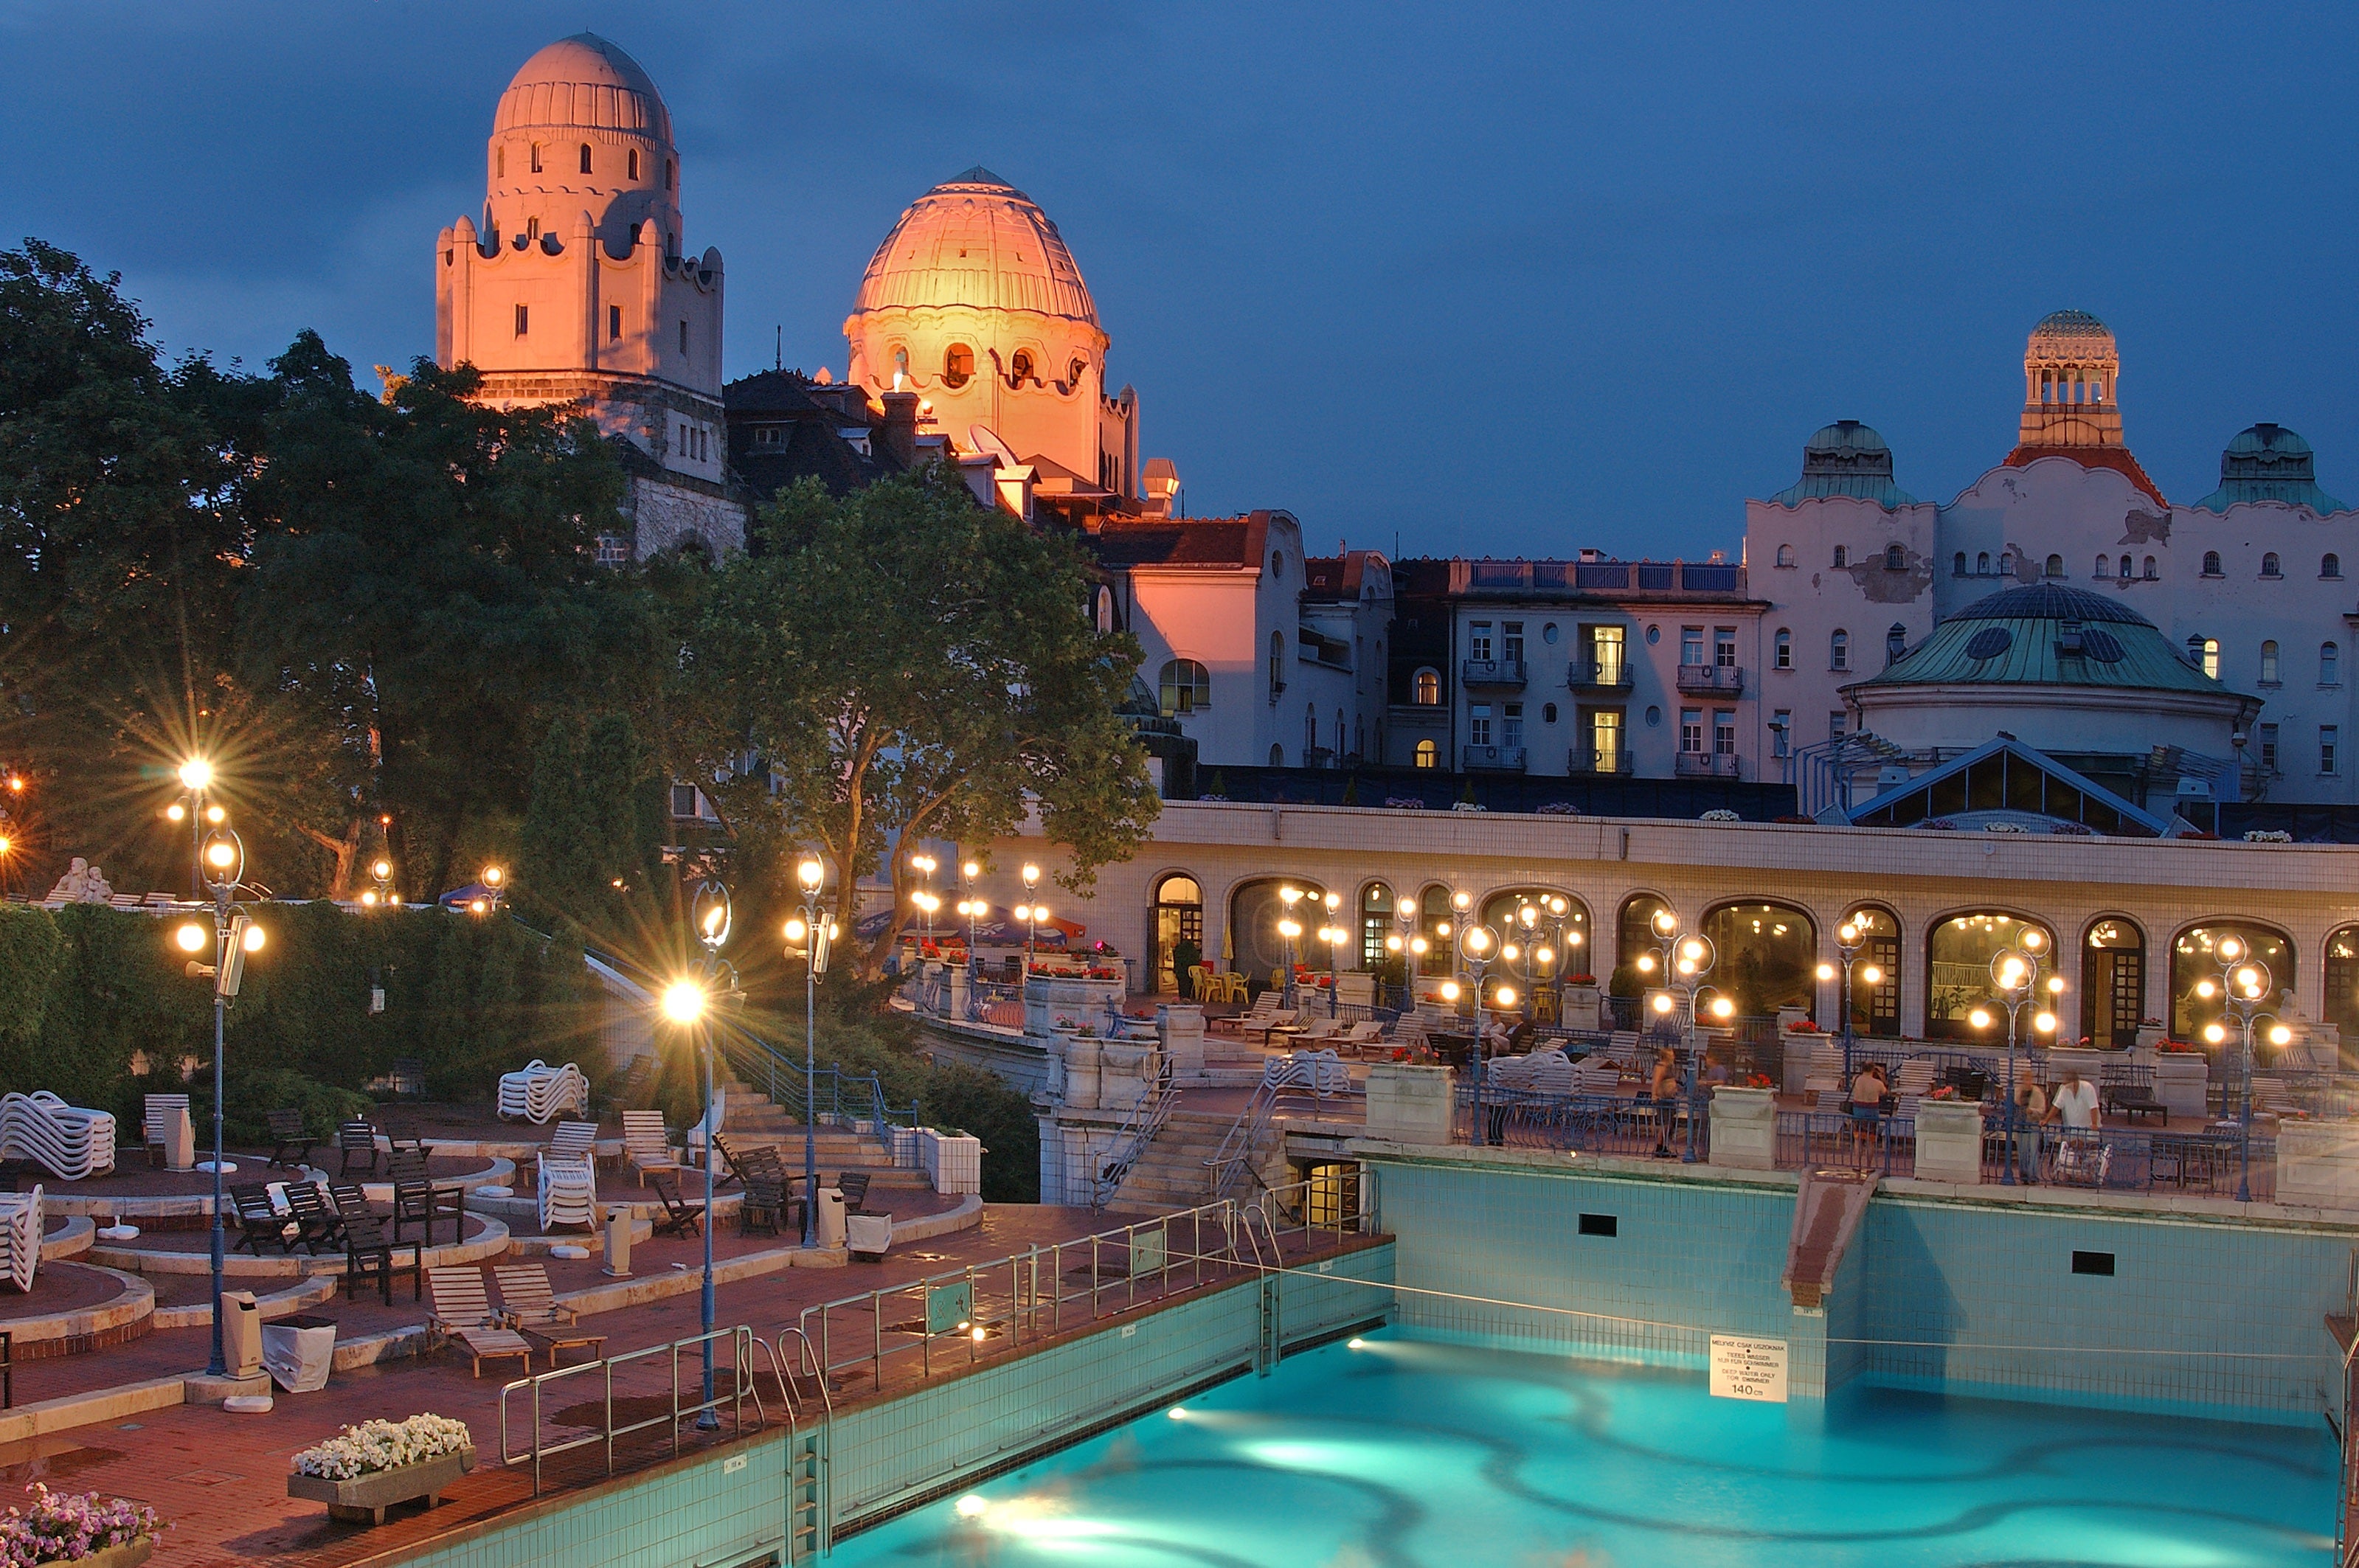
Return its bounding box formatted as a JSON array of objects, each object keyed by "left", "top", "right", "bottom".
[{"left": 0, "top": 901, "right": 598, "bottom": 1139}]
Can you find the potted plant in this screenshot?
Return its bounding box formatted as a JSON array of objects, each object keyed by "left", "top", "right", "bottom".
[
  {"left": 288, "top": 1414, "right": 475, "bottom": 1526},
  {"left": 0, "top": 1485, "right": 162, "bottom": 1566}
]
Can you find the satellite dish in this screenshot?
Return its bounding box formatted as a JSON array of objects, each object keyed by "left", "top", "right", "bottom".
[{"left": 967, "top": 425, "right": 1022, "bottom": 469}]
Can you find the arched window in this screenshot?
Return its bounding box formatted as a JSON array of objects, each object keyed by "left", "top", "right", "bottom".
[
  {"left": 1334, "top": 707, "right": 1346, "bottom": 757},
  {"left": 942, "top": 344, "right": 974, "bottom": 389},
  {"left": 2325, "top": 642, "right": 2342, "bottom": 685},
  {"left": 530, "top": 142, "right": 544, "bottom": 173},
  {"left": 1413, "top": 739, "right": 1438, "bottom": 769},
  {"left": 1773, "top": 628, "right": 1792, "bottom": 670},
  {"left": 2119, "top": 555, "right": 2134, "bottom": 579},
  {"left": 1418, "top": 885, "right": 1454, "bottom": 976},
  {"left": 2185, "top": 636, "right": 2219, "bottom": 679},
  {"left": 1068, "top": 357, "right": 1087, "bottom": 384},
  {"left": 1829, "top": 629, "right": 1849, "bottom": 671},
  {"left": 1976, "top": 552, "right": 1991, "bottom": 575},
  {"left": 1413, "top": 667, "right": 1441, "bottom": 704},
  {"left": 1269, "top": 632, "right": 1285, "bottom": 695},
  {"left": 2261, "top": 640, "right": 2281, "bottom": 683},
  {"left": 1610, "top": 894, "right": 1675, "bottom": 1003},
  {"left": 578, "top": 142, "right": 593, "bottom": 174},
  {"left": 1229, "top": 878, "right": 1327, "bottom": 996},
  {"left": 1478, "top": 889, "right": 1593, "bottom": 996},
  {"left": 2171, "top": 923, "right": 2294, "bottom": 1038},
  {"left": 1157, "top": 658, "right": 1210, "bottom": 715},
  {"left": 2203, "top": 549, "right": 2223, "bottom": 576},
  {"left": 2326, "top": 553, "right": 2344, "bottom": 580},
  {"left": 1832, "top": 545, "right": 1848, "bottom": 568},
  {"left": 1008, "top": 349, "right": 1034, "bottom": 381},
  {"left": 2327, "top": 927, "right": 2359, "bottom": 1065},
  {"left": 1840, "top": 906, "right": 1901, "bottom": 1037},
  {"left": 1151, "top": 875, "right": 1204, "bottom": 995},
  {"left": 2144, "top": 555, "right": 2158, "bottom": 579},
  {"left": 1885, "top": 623, "right": 1907, "bottom": 665},
  {"left": 1775, "top": 543, "right": 1795, "bottom": 567},
  {"left": 628, "top": 148, "right": 640, "bottom": 181},
  {"left": 2082, "top": 917, "right": 2146, "bottom": 1049},
  {"left": 496, "top": 145, "right": 506, "bottom": 178},
  {"left": 1998, "top": 549, "right": 2015, "bottom": 577},
  {"left": 2044, "top": 553, "right": 2064, "bottom": 577},
  {"left": 2093, "top": 554, "right": 2111, "bottom": 577},
  {"left": 1954, "top": 552, "right": 1968, "bottom": 576},
  {"left": 2262, "top": 552, "right": 2282, "bottom": 577},
  {"left": 1702, "top": 901, "right": 1818, "bottom": 1021},
  {"left": 1925, "top": 912, "right": 2057, "bottom": 1040},
  {"left": 1269, "top": 549, "right": 1285, "bottom": 579},
  {"left": 1885, "top": 544, "right": 1905, "bottom": 571},
  {"left": 665, "top": 158, "right": 675, "bottom": 190},
  {"left": 1268, "top": 743, "right": 1283, "bottom": 766},
  {"left": 1358, "top": 882, "right": 1395, "bottom": 972}
]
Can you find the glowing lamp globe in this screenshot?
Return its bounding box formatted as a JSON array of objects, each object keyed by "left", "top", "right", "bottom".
[
  {"left": 660, "top": 981, "right": 707, "bottom": 1024},
  {"left": 1494, "top": 985, "right": 1518, "bottom": 1008},
  {"left": 2204, "top": 1022, "right": 2227, "bottom": 1044},
  {"left": 177, "top": 758, "right": 213, "bottom": 791},
  {"left": 174, "top": 923, "right": 208, "bottom": 954}
]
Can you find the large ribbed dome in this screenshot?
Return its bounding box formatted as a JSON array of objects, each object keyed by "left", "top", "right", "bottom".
[
  {"left": 1951, "top": 583, "right": 2152, "bottom": 626},
  {"left": 493, "top": 34, "right": 671, "bottom": 144},
  {"left": 2029, "top": 308, "right": 2113, "bottom": 346},
  {"left": 853, "top": 168, "right": 1097, "bottom": 325}
]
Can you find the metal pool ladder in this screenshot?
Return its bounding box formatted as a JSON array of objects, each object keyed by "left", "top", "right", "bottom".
[{"left": 776, "top": 1325, "right": 834, "bottom": 1563}]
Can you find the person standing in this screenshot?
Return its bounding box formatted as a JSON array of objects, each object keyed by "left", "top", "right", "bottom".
[
  {"left": 2012, "top": 1080, "right": 2048, "bottom": 1184},
  {"left": 2053, "top": 1069, "right": 2099, "bottom": 1131}
]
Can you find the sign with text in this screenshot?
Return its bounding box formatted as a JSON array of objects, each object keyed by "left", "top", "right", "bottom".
[{"left": 1709, "top": 1334, "right": 1789, "bottom": 1402}]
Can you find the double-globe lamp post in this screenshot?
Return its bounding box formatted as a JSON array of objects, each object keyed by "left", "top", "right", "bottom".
[
  {"left": 658, "top": 878, "right": 738, "bottom": 1425},
  {"left": 2192, "top": 936, "right": 2291, "bottom": 1204},
  {"left": 171, "top": 813, "right": 264, "bottom": 1378},
  {"left": 1816, "top": 917, "right": 1885, "bottom": 1078},
  {"left": 1634, "top": 910, "right": 1729, "bottom": 1162},
  {"left": 783, "top": 858, "right": 836, "bottom": 1246},
  {"left": 1012, "top": 863, "right": 1045, "bottom": 978},
  {"left": 1966, "top": 929, "right": 2063, "bottom": 1187}
]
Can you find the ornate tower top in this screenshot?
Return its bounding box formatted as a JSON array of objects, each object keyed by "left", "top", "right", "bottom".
[
  {"left": 483, "top": 34, "right": 681, "bottom": 258},
  {"left": 2017, "top": 309, "right": 2121, "bottom": 449}
]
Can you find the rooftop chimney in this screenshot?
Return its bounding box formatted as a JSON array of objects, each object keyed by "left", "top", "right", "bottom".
[{"left": 879, "top": 392, "right": 919, "bottom": 470}]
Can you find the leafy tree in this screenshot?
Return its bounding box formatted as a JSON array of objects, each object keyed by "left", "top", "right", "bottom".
[
  {"left": 673, "top": 466, "right": 1159, "bottom": 977},
  {"left": 238, "top": 337, "right": 654, "bottom": 898},
  {"left": 518, "top": 711, "right": 668, "bottom": 949}
]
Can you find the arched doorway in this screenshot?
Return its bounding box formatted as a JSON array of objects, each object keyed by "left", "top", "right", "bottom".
[
  {"left": 2170, "top": 922, "right": 2295, "bottom": 1039},
  {"left": 1702, "top": 901, "right": 1818, "bottom": 1021},
  {"left": 1611, "top": 894, "right": 1674, "bottom": 1004},
  {"left": 1151, "top": 874, "right": 1203, "bottom": 995},
  {"left": 1925, "top": 911, "right": 2057, "bottom": 1041},
  {"left": 2080, "top": 917, "right": 2145, "bottom": 1050},
  {"left": 1417, "top": 884, "right": 1454, "bottom": 976},
  {"left": 2327, "top": 928, "right": 2359, "bottom": 1066},
  {"left": 1840, "top": 905, "right": 1901, "bottom": 1037},
  {"left": 1228, "top": 878, "right": 1328, "bottom": 996},
  {"left": 1357, "top": 882, "right": 1395, "bottom": 971}
]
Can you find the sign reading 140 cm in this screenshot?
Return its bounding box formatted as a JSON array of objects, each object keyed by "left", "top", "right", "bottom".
[{"left": 1709, "top": 1334, "right": 1789, "bottom": 1402}]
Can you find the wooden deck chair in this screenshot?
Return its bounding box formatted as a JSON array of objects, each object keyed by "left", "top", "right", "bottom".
[
  {"left": 539, "top": 1120, "right": 600, "bottom": 1179},
  {"left": 491, "top": 1263, "right": 606, "bottom": 1370},
  {"left": 426, "top": 1266, "right": 534, "bottom": 1378},
  {"left": 336, "top": 1120, "right": 384, "bottom": 1177},
  {"left": 621, "top": 1110, "right": 677, "bottom": 1180},
  {"left": 645, "top": 1170, "right": 704, "bottom": 1238},
  {"left": 266, "top": 1109, "right": 316, "bottom": 1169}
]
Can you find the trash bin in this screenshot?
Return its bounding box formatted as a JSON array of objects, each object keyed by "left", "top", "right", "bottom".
[
  {"left": 845, "top": 1213, "right": 891, "bottom": 1262},
  {"left": 260, "top": 1313, "right": 336, "bottom": 1393},
  {"left": 816, "top": 1187, "right": 847, "bottom": 1249},
  {"left": 221, "top": 1290, "right": 263, "bottom": 1379},
  {"left": 603, "top": 1207, "right": 632, "bottom": 1277}
]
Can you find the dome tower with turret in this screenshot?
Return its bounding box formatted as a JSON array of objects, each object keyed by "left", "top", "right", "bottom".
[
  {"left": 434, "top": 34, "right": 741, "bottom": 557},
  {"left": 843, "top": 169, "right": 1139, "bottom": 508}
]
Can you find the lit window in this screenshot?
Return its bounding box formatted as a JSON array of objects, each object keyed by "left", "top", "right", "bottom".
[
  {"left": 943, "top": 344, "right": 974, "bottom": 389},
  {"left": 1414, "top": 740, "right": 1438, "bottom": 769},
  {"left": 1413, "top": 667, "right": 1441, "bottom": 705}
]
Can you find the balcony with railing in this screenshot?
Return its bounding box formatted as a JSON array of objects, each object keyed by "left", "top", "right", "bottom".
[
  {"left": 1460, "top": 658, "right": 1527, "bottom": 690},
  {"left": 1568, "top": 746, "right": 1635, "bottom": 776},
  {"left": 1461, "top": 743, "right": 1528, "bottom": 771},
  {"left": 1568, "top": 659, "right": 1633, "bottom": 693},
  {"left": 1675, "top": 662, "right": 1745, "bottom": 695},
  {"left": 1674, "top": 750, "right": 1743, "bottom": 779}
]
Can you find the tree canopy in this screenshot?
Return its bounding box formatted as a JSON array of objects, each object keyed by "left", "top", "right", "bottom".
[{"left": 673, "top": 467, "right": 1160, "bottom": 976}]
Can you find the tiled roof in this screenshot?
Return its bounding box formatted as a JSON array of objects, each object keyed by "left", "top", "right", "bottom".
[{"left": 2002, "top": 445, "right": 2167, "bottom": 507}]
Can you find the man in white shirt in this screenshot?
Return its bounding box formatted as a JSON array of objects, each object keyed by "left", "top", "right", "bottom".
[{"left": 2053, "top": 1069, "right": 2100, "bottom": 1131}]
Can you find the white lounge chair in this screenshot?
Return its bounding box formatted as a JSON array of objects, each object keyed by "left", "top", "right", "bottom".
[
  {"left": 537, "top": 1156, "right": 597, "bottom": 1232},
  {"left": 498, "top": 1060, "right": 590, "bottom": 1124},
  {"left": 0, "top": 1186, "right": 41, "bottom": 1291},
  {"left": 0, "top": 1093, "right": 116, "bottom": 1180}
]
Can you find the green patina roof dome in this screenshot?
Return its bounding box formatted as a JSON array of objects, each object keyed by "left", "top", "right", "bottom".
[
  {"left": 2193, "top": 422, "right": 2346, "bottom": 513},
  {"left": 2030, "top": 308, "right": 2110, "bottom": 338},
  {"left": 1769, "top": 419, "right": 1917, "bottom": 509},
  {"left": 1854, "top": 583, "right": 2233, "bottom": 697}
]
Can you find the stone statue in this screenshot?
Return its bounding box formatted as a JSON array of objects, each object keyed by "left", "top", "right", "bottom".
[{"left": 44, "top": 858, "right": 112, "bottom": 903}]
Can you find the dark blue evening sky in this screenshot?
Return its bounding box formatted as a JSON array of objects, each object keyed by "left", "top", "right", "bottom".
[{"left": 3, "top": 2, "right": 2352, "bottom": 559}]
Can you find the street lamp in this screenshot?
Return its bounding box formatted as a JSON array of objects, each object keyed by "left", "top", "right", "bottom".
[
  {"left": 1447, "top": 897, "right": 1504, "bottom": 1143},
  {"left": 176, "top": 823, "right": 261, "bottom": 1378},
  {"left": 670, "top": 875, "right": 738, "bottom": 1427},
  {"left": 2193, "top": 934, "right": 2292, "bottom": 1203},
  {"left": 1016, "top": 863, "right": 1043, "bottom": 976},
  {"left": 1972, "top": 929, "right": 2062, "bottom": 1187},
  {"left": 1635, "top": 909, "right": 1715, "bottom": 1162},
  {"left": 169, "top": 757, "right": 221, "bottom": 900},
  {"left": 956, "top": 859, "right": 983, "bottom": 985},
  {"left": 783, "top": 857, "right": 836, "bottom": 1246},
  {"left": 1815, "top": 916, "right": 1888, "bottom": 1079},
  {"left": 1275, "top": 885, "right": 1308, "bottom": 1006}
]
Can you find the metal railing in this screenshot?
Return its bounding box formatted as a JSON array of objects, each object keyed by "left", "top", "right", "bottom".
[
  {"left": 1455, "top": 1086, "right": 1700, "bottom": 1158},
  {"left": 1093, "top": 1055, "right": 1180, "bottom": 1211},
  {"left": 499, "top": 1324, "right": 770, "bottom": 1496},
  {"left": 796, "top": 1199, "right": 1248, "bottom": 1399}
]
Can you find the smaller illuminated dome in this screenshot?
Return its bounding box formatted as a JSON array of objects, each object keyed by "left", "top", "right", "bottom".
[{"left": 2026, "top": 308, "right": 2113, "bottom": 353}]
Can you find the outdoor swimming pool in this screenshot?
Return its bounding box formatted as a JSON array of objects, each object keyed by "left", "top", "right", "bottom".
[{"left": 831, "top": 1328, "right": 2336, "bottom": 1567}]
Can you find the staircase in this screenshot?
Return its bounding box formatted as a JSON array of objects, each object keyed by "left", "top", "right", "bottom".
[
  {"left": 1106, "top": 1109, "right": 1286, "bottom": 1212},
  {"left": 704, "top": 1069, "right": 927, "bottom": 1188}
]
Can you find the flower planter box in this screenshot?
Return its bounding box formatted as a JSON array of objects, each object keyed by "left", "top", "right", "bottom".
[
  {"left": 288, "top": 1449, "right": 474, "bottom": 1526},
  {"left": 62, "top": 1539, "right": 153, "bottom": 1568}
]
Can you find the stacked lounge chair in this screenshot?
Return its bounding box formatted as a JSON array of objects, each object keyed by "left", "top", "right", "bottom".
[
  {"left": 538, "top": 1155, "right": 597, "bottom": 1232},
  {"left": 0, "top": 1093, "right": 116, "bottom": 1180},
  {"left": 0, "top": 1186, "right": 41, "bottom": 1291},
  {"left": 497, "top": 1060, "right": 590, "bottom": 1124}
]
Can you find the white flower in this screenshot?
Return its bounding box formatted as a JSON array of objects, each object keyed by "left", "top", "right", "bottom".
[{"left": 292, "top": 1413, "right": 473, "bottom": 1479}]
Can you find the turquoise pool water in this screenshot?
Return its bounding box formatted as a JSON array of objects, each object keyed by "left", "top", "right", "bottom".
[{"left": 831, "top": 1331, "right": 2336, "bottom": 1567}]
